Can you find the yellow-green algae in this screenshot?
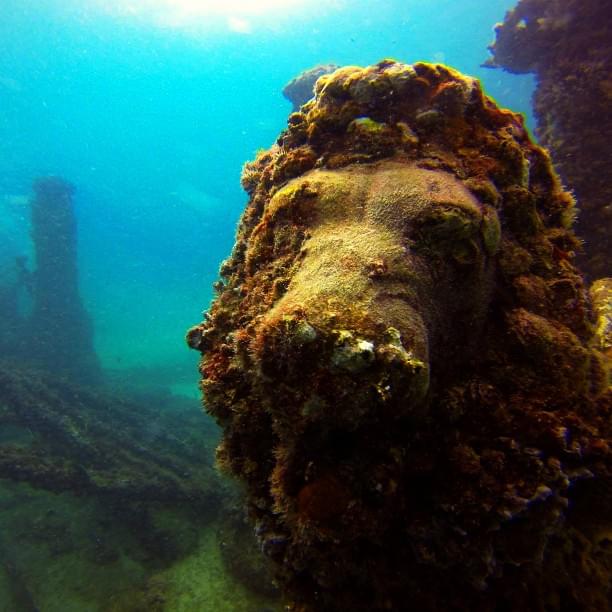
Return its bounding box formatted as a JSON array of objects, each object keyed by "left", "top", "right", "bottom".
[{"left": 591, "top": 277, "right": 612, "bottom": 365}]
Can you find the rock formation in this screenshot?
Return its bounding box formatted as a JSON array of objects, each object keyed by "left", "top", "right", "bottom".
[
  {"left": 282, "top": 64, "right": 339, "bottom": 111},
  {"left": 0, "top": 360, "right": 235, "bottom": 609},
  {"left": 485, "top": 0, "right": 612, "bottom": 279},
  {"left": 0, "top": 361, "right": 219, "bottom": 508},
  {"left": 189, "top": 60, "right": 611, "bottom": 611}
]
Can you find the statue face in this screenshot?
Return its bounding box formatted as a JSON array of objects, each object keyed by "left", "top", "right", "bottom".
[
  {"left": 249, "top": 160, "right": 501, "bottom": 425},
  {"left": 190, "top": 61, "right": 612, "bottom": 611}
]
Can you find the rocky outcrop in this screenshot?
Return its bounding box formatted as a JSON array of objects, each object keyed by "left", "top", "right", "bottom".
[
  {"left": 485, "top": 0, "right": 612, "bottom": 279},
  {"left": 282, "top": 64, "right": 339, "bottom": 111}
]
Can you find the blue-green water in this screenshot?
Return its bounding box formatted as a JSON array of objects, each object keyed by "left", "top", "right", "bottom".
[
  {"left": 0, "top": 1, "right": 538, "bottom": 609},
  {"left": 0, "top": 0, "right": 533, "bottom": 396}
]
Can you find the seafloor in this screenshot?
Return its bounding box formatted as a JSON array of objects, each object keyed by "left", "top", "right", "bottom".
[
  {"left": 0, "top": 363, "right": 282, "bottom": 611},
  {"left": 0, "top": 479, "right": 280, "bottom": 611}
]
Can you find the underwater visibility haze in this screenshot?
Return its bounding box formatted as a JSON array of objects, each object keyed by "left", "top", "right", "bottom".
[
  {"left": 0, "top": 0, "right": 535, "bottom": 395},
  {"left": 0, "top": 0, "right": 610, "bottom": 610}
]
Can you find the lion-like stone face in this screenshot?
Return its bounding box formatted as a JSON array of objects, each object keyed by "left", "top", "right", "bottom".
[
  {"left": 247, "top": 161, "right": 500, "bottom": 427},
  {"left": 188, "top": 60, "right": 611, "bottom": 612}
]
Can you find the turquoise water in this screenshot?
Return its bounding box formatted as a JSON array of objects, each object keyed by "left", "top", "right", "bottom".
[
  {"left": 0, "top": 1, "right": 537, "bottom": 609},
  {"left": 0, "top": 0, "right": 533, "bottom": 396}
]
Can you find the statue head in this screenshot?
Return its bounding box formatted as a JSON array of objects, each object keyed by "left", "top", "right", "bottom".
[{"left": 188, "top": 61, "right": 611, "bottom": 611}]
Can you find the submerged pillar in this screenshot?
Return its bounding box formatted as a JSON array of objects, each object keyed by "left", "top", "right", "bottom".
[
  {"left": 0, "top": 257, "right": 30, "bottom": 358},
  {"left": 29, "top": 176, "right": 100, "bottom": 383}
]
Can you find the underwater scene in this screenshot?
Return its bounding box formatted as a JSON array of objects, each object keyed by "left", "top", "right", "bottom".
[{"left": 0, "top": 0, "right": 610, "bottom": 610}]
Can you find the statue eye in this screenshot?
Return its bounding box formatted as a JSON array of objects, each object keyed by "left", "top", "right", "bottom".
[{"left": 408, "top": 208, "right": 481, "bottom": 265}]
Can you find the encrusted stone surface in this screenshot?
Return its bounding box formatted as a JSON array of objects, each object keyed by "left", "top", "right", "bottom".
[
  {"left": 486, "top": 0, "right": 612, "bottom": 279},
  {"left": 189, "top": 60, "right": 611, "bottom": 611}
]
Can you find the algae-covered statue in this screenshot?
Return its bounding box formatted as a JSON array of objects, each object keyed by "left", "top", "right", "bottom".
[{"left": 188, "top": 60, "right": 611, "bottom": 611}]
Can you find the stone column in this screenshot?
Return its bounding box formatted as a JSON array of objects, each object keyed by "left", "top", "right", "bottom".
[{"left": 29, "top": 176, "right": 101, "bottom": 383}]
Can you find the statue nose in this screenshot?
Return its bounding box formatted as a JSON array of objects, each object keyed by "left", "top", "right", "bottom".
[{"left": 252, "top": 312, "right": 430, "bottom": 428}]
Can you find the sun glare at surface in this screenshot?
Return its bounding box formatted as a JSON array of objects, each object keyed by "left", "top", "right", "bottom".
[
  {"left": 95, "top": 0, "right": 320, "bottom": 30},
  {"left": 162, "top": 0, "right": 304, "bottom": 15}
]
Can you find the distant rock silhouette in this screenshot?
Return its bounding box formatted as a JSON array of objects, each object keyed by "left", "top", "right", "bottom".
[{"left": 282, "top": 63, "right": 339, "bottom": 111}]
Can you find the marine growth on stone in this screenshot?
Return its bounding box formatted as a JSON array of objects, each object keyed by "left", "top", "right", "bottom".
[{"left": 189, "top": 60, "right": 612, "bottom": 612}]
